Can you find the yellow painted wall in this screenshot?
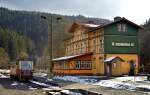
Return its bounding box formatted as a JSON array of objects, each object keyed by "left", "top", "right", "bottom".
[
  {"left": 111, "top": 61, "right": 122, "bottom": 76},
  {"left": 106, "top": 54, "right": 139, "bottom": 75},
  {"left": 92, "top": 54, "right": 105, "bottom": 75}
]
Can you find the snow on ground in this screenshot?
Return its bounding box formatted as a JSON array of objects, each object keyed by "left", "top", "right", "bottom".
[
  {"left": 95, "top": 80, "right": 136, "bottom": 90},
  {"left": 0, "top": 73, "right": 9, "bottom": 78},
  {"left": 53, "top": 76, "right": 98, "bottom": 84},
  {"left": 0, "top": 69, "right": 10, "bottom": 74},
  {"left": 114, "top": 76, "right": 147, "bottom": 82},
  {"left": 11, "top": 81, "right": 19, "bottom": 86},
  {"left": 54, "top": 76, "right": 150, "bottom": 91},
  {"left": 42, "top": 87, "right": 61, "bottom": 91},
  {"left": 33, "top": 72, "right": 47, "bottom": 78},
  {"left": 61, "top": 90, "right": 83, "bottom": 95},
  {"left": 29, "top": 80, "right": 52, "bottom": 87},
  {"left": 95, "top": 76, "right": 150, "bottom": 90},
  {"left": 28, "top": 86, "right": 37, "bottom": 90},
  {"left": 0, "top": 69, "right": 10, "bottom": 78}
]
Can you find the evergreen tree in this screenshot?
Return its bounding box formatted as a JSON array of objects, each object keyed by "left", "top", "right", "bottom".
[{"left": 0, "top": 48, "right": 10, "bottom": 69}]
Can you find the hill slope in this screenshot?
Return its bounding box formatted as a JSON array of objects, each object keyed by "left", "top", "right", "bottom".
[{"left": 0, "top": 7, "right": 110, "bottom": 60}]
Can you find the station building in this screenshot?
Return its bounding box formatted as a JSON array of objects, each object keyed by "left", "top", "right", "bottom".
[{"left": 52, "top": 17, "right": 143, "bottom": 76}]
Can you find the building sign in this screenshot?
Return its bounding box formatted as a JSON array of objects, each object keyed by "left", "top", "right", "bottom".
[{"left": 112, "top": 42, "right": 134, "bottom": 47}]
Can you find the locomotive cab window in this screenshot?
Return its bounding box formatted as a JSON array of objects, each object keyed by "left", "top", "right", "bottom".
[{"left": 19, "top": 61, "right": 33, "bottom": 70}]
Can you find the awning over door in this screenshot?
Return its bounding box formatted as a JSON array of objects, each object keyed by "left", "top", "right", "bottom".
[{"left": 104, "top": 56, "right": 124, "bottom": 63}]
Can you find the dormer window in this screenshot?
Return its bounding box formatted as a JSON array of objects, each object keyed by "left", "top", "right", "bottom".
[{"left": 117, "top": 24, "right": 127, "bottom": 32}]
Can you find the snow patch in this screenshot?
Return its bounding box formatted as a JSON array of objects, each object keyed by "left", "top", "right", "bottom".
[
  {"left": 84, "top": 24, "right": 99, "bottom": 27},
  {"left": 42, "top": 87, "right": 61, "bottom": 91},
  {"left": 11, "top": 81, "right": 19, "bottom": 86},
  {"left": 114, "top": 76, "right": 147, "bottom": 82},
  {"left": 61, "top": 90, "right": 70, "bottom": 94},
  {"left": 29, "top": 80, "right": 51, "bottom": 87},
  {"left": 61, "top": 90, "right": 83, "bottom": 95},
  {"left": 0, "top": 73, "right": 8, "bottom": 78},
  {"left": 0, "top": 69, "right": 10, "bottom": 74},
  {"left": 28, "top": 86, "right": 37, "bottom": 90},
  {"left": 53, "top": 76, "right": 98, "bottom": 84},
  {"left": 33, "top": 72, "right": 47, "bottom": 77},
  {"left": 94, "top": 76, "right": 150, "bottom": 90}
]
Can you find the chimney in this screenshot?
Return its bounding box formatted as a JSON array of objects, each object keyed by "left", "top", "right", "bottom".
[{"left": 114, "top": 16, "right": 122, "bottom": 22}]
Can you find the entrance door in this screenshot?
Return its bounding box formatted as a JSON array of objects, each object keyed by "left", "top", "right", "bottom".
[{"left": 105, "top": 63, "right": 111, "bottom": 76}]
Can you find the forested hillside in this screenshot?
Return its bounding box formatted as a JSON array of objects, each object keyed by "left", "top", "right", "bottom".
[
  {"left": 0, "top": 7, "right": 110, "bottom": 67},
  {"left": 140, "top": 19, "right": 150, "bottom": 71}
]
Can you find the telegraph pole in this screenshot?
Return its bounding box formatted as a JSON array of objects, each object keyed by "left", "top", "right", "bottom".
[{"left": 41, "top": 15, "right": 61, "bottom": 78}]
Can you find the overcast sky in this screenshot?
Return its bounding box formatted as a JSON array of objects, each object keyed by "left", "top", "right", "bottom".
[{"left": 0, "top": 0, "right": 150, "bottom": 24}]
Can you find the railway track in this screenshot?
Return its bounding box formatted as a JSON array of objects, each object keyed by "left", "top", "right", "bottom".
[
  {"left": 0, "top": 72, "right": 102, "bottom": 95},
  {"left": 27, "top": 76, "right": 102, "bottom": 95}
]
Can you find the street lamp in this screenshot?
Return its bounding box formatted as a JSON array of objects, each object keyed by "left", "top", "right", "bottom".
[{"left": 41, "top": 15, "right": 61, "bottom": 78}]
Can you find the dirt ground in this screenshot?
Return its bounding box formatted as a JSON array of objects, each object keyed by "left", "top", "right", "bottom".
[
  {"left": 0, "top": 88, "right": 44, "bottom": 95},
  {"left": 0, "top": 77, "right": 45, "bottom": 95}
]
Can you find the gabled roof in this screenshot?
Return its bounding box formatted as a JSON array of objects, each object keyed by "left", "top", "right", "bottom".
[
  {"left": 68, "top": 22, "right": 100, "bottom": 33},
  {"left": 67, "top": 17, "right": 143, "bottom": 38},
  {"left": 91, "top": 17, "right": 143, "bottom": 32},
  {"left": 103, "top": 17, "right": 143, "bottom": 29},
  {"left": 104, "top": 56, "right": 124, "bottom": 63}
]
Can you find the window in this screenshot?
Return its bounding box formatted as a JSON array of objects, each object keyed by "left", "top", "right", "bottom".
[
  {"left": 87, "top": 62, "right": 91, "bottom": 69},
  {"left": 93, "top": 39, "right": 96, "bottom": 53},
  {"left": 75, "top": 61, "right": 92, "bottom": 69},
  {"left": 100, "top": 39, "right": 102, "bottom": 48},
  {"left": 112, "top": 62, "right": 117, "bottom": 68},
  {"left": 81, "top": 61, "right": 84, "bottom": 69},
  {"left": 75, "top": 61, "right": 80, "bottom": 69},
  {"left": 117, "top": 24, "right": 127, "bottom": 32}
]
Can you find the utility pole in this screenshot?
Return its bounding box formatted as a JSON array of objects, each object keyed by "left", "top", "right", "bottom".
[{"left": 41, "top": 15, "right": 61, "bottom": 78}]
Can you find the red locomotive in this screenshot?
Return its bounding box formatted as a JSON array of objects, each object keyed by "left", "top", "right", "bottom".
[{"left": 10, "top": 59, "right": 33, "bottom": 81}]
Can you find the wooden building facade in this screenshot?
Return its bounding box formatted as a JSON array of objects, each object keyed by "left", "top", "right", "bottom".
[{"left": 52, "top": 17, "right": 143, "bottom": 76}]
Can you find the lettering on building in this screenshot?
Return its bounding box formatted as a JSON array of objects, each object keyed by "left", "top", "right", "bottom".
[{"left": 112, "top": 42, "right": 135, "bottom": 47}]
